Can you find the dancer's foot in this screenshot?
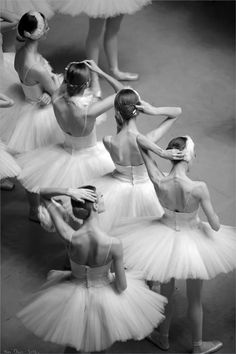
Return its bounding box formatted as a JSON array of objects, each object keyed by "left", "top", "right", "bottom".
[
  {"left": 0, "top": 179, "right": 15, "bottom": 191},
  {"left": 147, "top": 331, "right": 170, "bottom": 351},
  {"left": 110, "top": 68, "right": 139, "bottom": 81},
  {"left": 193, "top": 341, "right": 223, "bottom": 354}
]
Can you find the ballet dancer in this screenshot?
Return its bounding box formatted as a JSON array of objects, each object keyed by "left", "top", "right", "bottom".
[{"left": 112, "top": 135, "right": 236, "bottom": 353}]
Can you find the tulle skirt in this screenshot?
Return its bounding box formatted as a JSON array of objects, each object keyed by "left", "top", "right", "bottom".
[
  {"left": 52, "top": 0, "right": 151, "bottom": 18},
  {"left": 112, "top": 216, "right": 236, "bottom": 282},
  {"left": 0, "top": 99, "right": 65, "bottom": 153},
  {"left": 0, "top": 0, "right": 54, "bottom": 19},
  {"left": 0, "top": 139, "right": 21, "bottom": 179},
  {"left": 18, "top": 270, "right": 166, "bottom": 352},
  {"left": 91, "top": 171, "right": 164, "bottom": 231},
  {"left": 17, "top": 142, "right": 115, "bottom": 192}
]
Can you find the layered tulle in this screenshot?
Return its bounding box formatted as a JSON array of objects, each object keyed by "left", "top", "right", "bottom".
[
  {"left": 0, "top": 0, "right": 54, "bottom": 19},
  {"left": 112, "top": 209, "right": 236, "bottom": 282},
  {"left": 17, "top": 141, "right": 115, "bottom": 192},
  {"left": 18, "top": 267, "right": 166, "bottom": 352},
  {"left": 91, "top": 164, "right": 164, "bottom": 231},
  {"left": 52, "top": 0, "right": 151, "bottom": 18},
  {"left": 0, "top": 139, "right": 21, "bottom": 179}
]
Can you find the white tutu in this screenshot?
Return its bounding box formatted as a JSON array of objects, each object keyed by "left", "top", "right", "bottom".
[
  {"left": 112, "top": 208, "right": 236, "bottom": 283},
  {"left": 0, "top": 0, "right": 54, "bottom": 19},
  {"left": 52, "top": 0, "right": 151, "bottom": 18},
  {"left": 91, "top": 163, "right": 164, "bottom": 231},
  {"left": 0, "top": 139, "right": 21, "bottom": 179},
  {"left": 17, "top": 131, "right": 115, "bottom": 192},
  {"left": 18, "top": 261, "right": 166, "bottom": 352}
]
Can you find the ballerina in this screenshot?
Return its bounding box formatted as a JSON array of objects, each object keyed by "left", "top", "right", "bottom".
[
  {"left": 17, "top": 185, "right": 167, "bottom": 353},
  {"left": 17, "top": 60, "right": 123, "bottom": 221},
  {"left": 89, "top": 88, "right": 182, "bottom": 231},
  {"left": 0, "top": 11, "right": 64, "bottom": 153},
  {"left": 112, "top": 135, "right": 236, "bottom": 354}
]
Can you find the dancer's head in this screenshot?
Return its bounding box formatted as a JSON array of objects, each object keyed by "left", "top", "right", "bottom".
[
  {"left": 71, "top": 185, "right": 105, "bottom": 219},
  {"left": 64, "top": 61, "right": 91, "bottom": 97},
  {"left": 166, "top": 136, "right": 195, "bottom": 165},
  {"left": 17, "top": 11, "right": 49, "bottom": 42},
  {"left": 114, "top": 88, "right": 141, "bottom": 128}
]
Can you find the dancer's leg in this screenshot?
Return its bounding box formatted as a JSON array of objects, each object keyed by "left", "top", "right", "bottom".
[
  {"left": 104, "top": 16, "right": 139, "bottom": 81},
  {"left": 86, "top": 18, "right": 105, "bottom": 95},
  {"left": 187, "top": 279, "right": 222, "bottom": 354},
  {"left": 147, "top": 278, "right": 175, "bottom": 350}
]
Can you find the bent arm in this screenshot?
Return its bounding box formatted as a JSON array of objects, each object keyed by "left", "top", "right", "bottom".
[
  {"left": 40, "top": 188, "right": 70, "bottom": 200},
  {"left": 44, "top": 200, "right": 74, "bottom": 242},
  {"left": 32, "top": 68, "right": 58, "bottom": 96},
  {"left": 146, "top": 116, "right": 179, "bottom": 143},
  {"left": 112, "top": 241, "right": 127, "bottom": 293},
  {"left": 87, "top": 94, "right": 116, "bottom": 119},
  {"left": 198, "top": 183, "right": 220, "bottom": 231}
]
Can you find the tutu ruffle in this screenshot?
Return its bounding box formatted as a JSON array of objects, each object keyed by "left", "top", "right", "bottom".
[
  {"left": 112, "top": 209, "right": 236, "bottom": 282},
  {"left": 17, "top": 141, "right": 115, "bottom": 192},
  {"left": 91, "top": 164, "right": 164, "bottom": 231},
  {"left": 0, "top": 139, "right": 21, "bottom": 179},
  {"left": 0, "top": 0, "right": 54, "bottom": 19},
  {"left": 18, "top": 268, "right": 166, "bottom": 352},
  {"left": 0, "top": 101, "right": 64, "bottom": 153},
  {"left": 52, "top": 0, "right": 151, "bottom": 18}
]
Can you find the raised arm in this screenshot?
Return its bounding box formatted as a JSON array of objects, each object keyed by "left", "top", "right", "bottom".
[
  {"left": 0, "top": 11, "right": 19, "bottom": 33},
  {"left": 112, "top": 240, "right": 127, "bottom": 293},
  {"left": 40, "top": 187, "right": 96, "bottom": 202},
  {"left": 195, "top": 182, "right": 220, "bottom": 231}
]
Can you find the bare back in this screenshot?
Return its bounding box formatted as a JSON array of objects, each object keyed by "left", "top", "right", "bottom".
[
  {"left": 156, "top": 175, "right": 202, "bottom": 213},
  {"left": 104, "top": 130, "right": 144, "bottom": 166},
  {"left": 68, "top": 225, "right": 116, "bottom": 267},
  {"left": 53, "top": 92, "right": 96, "bottom": 137}
]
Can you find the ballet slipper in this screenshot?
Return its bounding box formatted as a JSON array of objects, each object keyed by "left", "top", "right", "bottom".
[
  {"left": 110, "top": 68, "right": 139, "bottom": 81},
  {"left": 192, "top": 340, "right": 223, "bottom": 354},
  {"left": 146, "top": 331, "right": 170, "bottom": 351},
  {"left": 0, "top": 179, "right": 15, "bottom": 191}
]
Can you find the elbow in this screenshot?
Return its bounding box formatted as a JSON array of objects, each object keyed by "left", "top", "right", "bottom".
[
  {"left": 116, "top": 280, "right": 127, "bottom": 293},
  {"left": 174, "top": 107, "right": 182, "bottom": 117},
  {"left": 212, "top": 215, "right": 220, "bottom": 231}
]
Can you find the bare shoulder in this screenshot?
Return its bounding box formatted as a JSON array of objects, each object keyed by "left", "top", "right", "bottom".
[
  {"left": 103, "top": 135, "right": 112, "bottom": 148},
  {"left": 192, "top": 181, "right": 209, "bottom": 199}
]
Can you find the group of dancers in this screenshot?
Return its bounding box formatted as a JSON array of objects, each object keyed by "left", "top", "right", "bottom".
[{"left": 1, "top": 1, "right": 236, "bottom": 354}]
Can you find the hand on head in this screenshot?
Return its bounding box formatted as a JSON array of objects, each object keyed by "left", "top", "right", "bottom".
[{"left": 68, "top": 188, "right": 97, "bottom": 203}]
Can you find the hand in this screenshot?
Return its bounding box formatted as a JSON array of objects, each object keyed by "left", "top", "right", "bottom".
[
  {"left": 162, "top": 149, "right": 185, "bottom": 161},
  {"left": 68, "top": 188, "right": 97, "bottom": 203},
  {"left": 51, "top": 73, "right": 62, "bottom": 88},
  {"left": 83, "top": 60, "right": 104, "bottom": 76},
  {"left": 39, "top": 93, "right": 51, "bottom": 106},
  {"left": 135, "top": 100, "right": 156, "bottom": 115}
]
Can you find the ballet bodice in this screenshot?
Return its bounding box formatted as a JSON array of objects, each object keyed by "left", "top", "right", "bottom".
[
  {"left": 20, "top": 55, "right": 53, "bottom": 103},
  {"left": 70, "top": 259, "right": 113, "bottom": 287},
  {"left": 112, "top": 163, "right": 149, "bottom": 184},
  {"left": 162, "top": 207, "right": 199, "bottom": 231},
  {"left": 63, "top": 127, "right": 97, "bottom": 152}
]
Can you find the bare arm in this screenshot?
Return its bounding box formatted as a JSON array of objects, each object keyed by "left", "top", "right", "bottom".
[
  {"left": 87, "top": 94, "right": 116, "bottom": 119},
  {"left": 44, "top": 200, "right": 74, "bottom": 242},
  {"left": 112, "top": 240, "right": 127, "bottom": 293},
  {"left": 197, "top": 182, "right": 220, "bottom": 231},
  {"left": 0, "top": 93, "right": 14, "bottom": 107},
  {"left": 40, "top": 187, "right": 96, "bottom": 202},
  {"left": 31, "top": 67, "right": 59, "bottom": 96},
  {"left": 137, "top": 100, "right": 182, "bottom": 118},
  {"left": 0, "top": 11, "right": 19, "bottom": 33}
]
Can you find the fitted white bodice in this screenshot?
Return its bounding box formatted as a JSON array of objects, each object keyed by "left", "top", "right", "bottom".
[
  {"left": 70, "top": 259, "right": 113, "bottom": 287},
  {"left": 63, "top": 127, "right": 97, "bottom": 152},
  {"left": 162, "top": 207, "right": 199, "bottom": 231},
  {"left": 112, "top": 163, "right": 149, "bottom": 184}
]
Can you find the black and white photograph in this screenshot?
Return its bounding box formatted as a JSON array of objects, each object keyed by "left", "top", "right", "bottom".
[{"left": 0, "top": 0, "right": 235, "bottom": 353}]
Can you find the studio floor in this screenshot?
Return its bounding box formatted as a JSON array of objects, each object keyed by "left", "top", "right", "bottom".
[{"left": 1, "top": 1, "right": 235, "bottom": 353}]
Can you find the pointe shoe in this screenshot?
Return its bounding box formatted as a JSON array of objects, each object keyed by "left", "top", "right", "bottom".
[
  {"left": 147, "top": 331, "right": 170, "bottom": 351},
  {"left": 110, "top": 68, "right": 139, "bottom": 81},
  {"left": 0, "top": 179, "right": 15, "bottom": 191},
  {"left": 193, "top": 341, "right": 223, "bottom": 354}
]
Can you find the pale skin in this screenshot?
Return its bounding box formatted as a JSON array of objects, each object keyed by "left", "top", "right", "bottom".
[
  {"left": 103, "top": 99, "right": 183, "bottom": 166},
  {"left": 86, "top": 16, "right": 139, "bottom": 86},
  {"left": 53, "top": 60, "right": 124, "bottom": 136},
  {"left": 136, "top": 136, "right": 220, "bottom": 353}
]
